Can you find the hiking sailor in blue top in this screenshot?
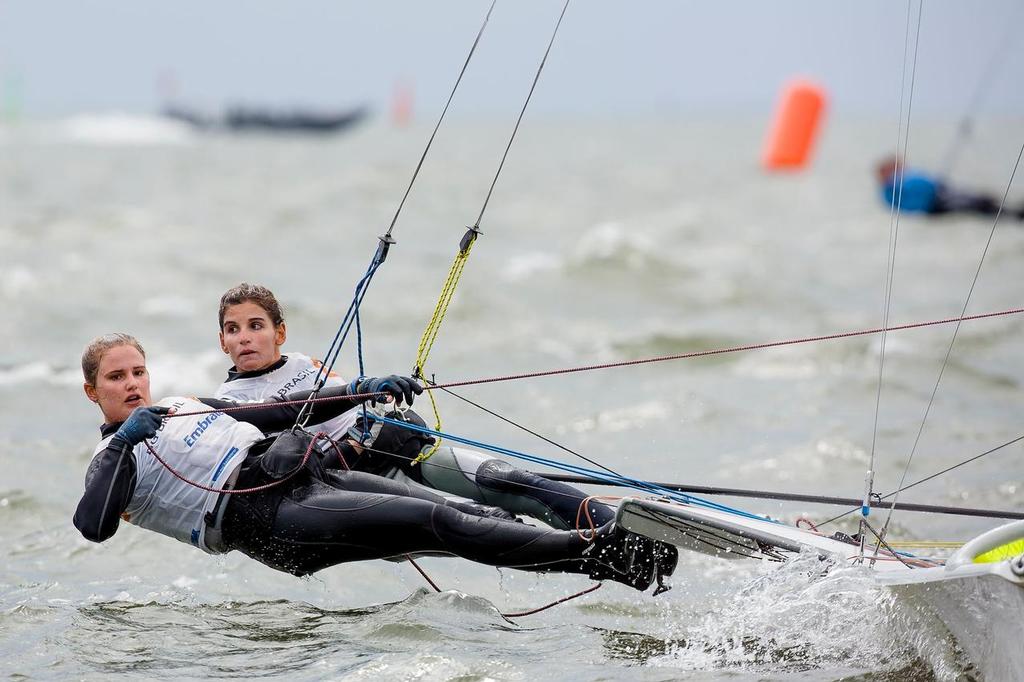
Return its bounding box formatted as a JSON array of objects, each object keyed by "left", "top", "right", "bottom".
[{"left": 876, "top": 156, "right": 1024, "bottom": 219}]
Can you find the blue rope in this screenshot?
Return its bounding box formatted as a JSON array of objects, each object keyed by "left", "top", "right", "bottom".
[
  {"left": 354, "top": 302, "right": 372, "bottom": 443},
  {"left": 370, "top": 414, "right": 777, "bottom": 523},
  {"left": 317, "top": 258, "right": 383, "bottom": 387},
  {"left": 295, "top": 248, "right": 385, "bottom": 430}
]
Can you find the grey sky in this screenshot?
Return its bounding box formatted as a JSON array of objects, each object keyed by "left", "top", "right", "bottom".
[{"left": 1, "top": 1, "right": 1022, "bottom": 118}]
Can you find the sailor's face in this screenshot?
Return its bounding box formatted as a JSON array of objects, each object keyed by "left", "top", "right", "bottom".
[
  {"left": 84, "top": 345, "right": 153, "bottom": 424},
  {"left": 220, "top": 301, "right": 286, "bottom": 372}
]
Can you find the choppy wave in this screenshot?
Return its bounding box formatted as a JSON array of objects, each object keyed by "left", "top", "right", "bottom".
[
  {"left": 0, "top": 350, "right": 224, "bottom": 394},
  {"left": 608, "top": 329, "right": 747, "bottom": 364},
  {"left": 48, "top": 589, "right": 520, "bottom": 680},
  {"left": 0, "top": 265, "right": 38, "bottom": 298},
  {"left": 500, "top": 251, "right": 561, "bottom": 282},
  {"left": 146, "top": 350, "right": 228, "bottom": 396},
  {"left": 568, "top": 222, "right": 676, "bottom": 274},
  {"left": 500, "top": 222, "right": 679, "bottom": 283},
  {"left": 139, "top": 294, "right": 200, "bottom": 318},
  {"left": 0, "top": 361, "right": 81, "bottom": 387},
  {"left": 559, "top": 400, "right": 671, "bottom": 435}
]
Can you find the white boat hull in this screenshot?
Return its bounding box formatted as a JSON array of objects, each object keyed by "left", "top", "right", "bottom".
[{"left": 617, "top": 498, "right": 1024, "bottom": 678}]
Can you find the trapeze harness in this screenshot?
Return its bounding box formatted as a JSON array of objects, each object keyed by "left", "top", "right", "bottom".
[
  {"left": 72, "top": 388, "right": 640, "bottom": 583},
  {"left": 215, "top": 353, "right": 615, "bottom": 530}
]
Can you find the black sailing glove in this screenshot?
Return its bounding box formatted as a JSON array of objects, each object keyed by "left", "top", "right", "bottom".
[
  {"left": 114, "top": 406, "right": 170, "bottom": 445},
  {"left": 351, "top": 375, "right": 422, "bottom": 406},
  {"left": 349, "top": 407, "right": 435, "bottom": 451}
]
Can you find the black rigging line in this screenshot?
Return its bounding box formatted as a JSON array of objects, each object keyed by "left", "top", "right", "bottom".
[
  {"left": 384, "top": 0, "right": 497, "bottom": 239},
  {"left": 536, "top": 471, "right": 1024, "bottom": 521},
  {"left": 878, "top": 137, "right": 1024, "bottom": 539},
  {"left": 348, "top": 399, "right": 1024, "bottom": 523},
  {"left": 295, "top": 1, "right": 498, "bottom": 424},
  {"left": 438, "top": 384, "right": 622, "bottom": 477},
  {"left": 865, "top": 0, "right": 922, "bottom": 527},
  {"left": 414, "top": 2, "right": 583, "bottom": 465},
  {"left": 867, "top": 0, "right": 918, "bottom": 504},
  {"left": 819, "top": 433, "right": 1024, "bottom": 527},
  {"left": 937, "top": 4, "right": 1022, "bottom": 180},
  {"left": 472, "top": 0, "right": 570, "bottom": 229}
]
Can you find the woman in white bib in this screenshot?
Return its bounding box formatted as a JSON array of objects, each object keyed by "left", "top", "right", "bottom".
[
  {"left": 214, "top": 283, "right": 619, "bottom": 531},
  {"left": 74, "top": 333, "right": 676, "bottom": 593}
]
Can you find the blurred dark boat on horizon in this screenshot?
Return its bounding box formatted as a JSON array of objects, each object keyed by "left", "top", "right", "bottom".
[{"left": 162, "top": 104, "right": 369, "bottom": 134}]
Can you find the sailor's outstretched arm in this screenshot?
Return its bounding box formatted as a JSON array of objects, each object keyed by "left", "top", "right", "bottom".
[
  {"left": 201, "top": 376, "right": 421, "bottom": 433},
  {"left": 74, "top": 436, "right": 136, "bottom": 542},
  {"left": 73, "top": 406, "right": 169, "bottom": 542}
]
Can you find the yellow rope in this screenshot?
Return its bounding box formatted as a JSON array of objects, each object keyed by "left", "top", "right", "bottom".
[
  {"left": 886, "top": 541, "right": 964, "bottom": 549},
  {"left": 411, "top": 231, "right": 479, "bottom": 463}
]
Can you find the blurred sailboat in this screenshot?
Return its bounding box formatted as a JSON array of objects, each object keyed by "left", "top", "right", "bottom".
[{"left": 162, "top": 103, "right": 369, "bottom": 134}]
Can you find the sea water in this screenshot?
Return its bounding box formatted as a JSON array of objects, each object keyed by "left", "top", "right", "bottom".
[{"left": 1, "top": 114, "right": 1022, "bottom": 680}]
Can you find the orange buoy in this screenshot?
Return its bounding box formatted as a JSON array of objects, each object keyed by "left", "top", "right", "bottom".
[{"left": 761, "top": 80, "right": 827, "bottom": 171}]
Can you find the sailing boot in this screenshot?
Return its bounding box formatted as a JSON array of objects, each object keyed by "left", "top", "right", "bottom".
[
  {"left": 585, "top": 522, "right": 678, "bottom": 593},
  {"left": 652, "top": 540, "right": 678, "bottom": 595},
  {"left": 417, "top": 448, "right": 616, "bottom": 530}
]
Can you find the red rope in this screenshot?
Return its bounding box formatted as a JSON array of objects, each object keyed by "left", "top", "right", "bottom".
[
  {"left": 406, "top": 556, "right": 443, "bottom": 592},
  {"left": 437, "top": 306, "right": 1024, "bottom": 390},
  {"left": 156, "top": 306, "right": 1024, "bottom": 423},
  {"left": 404, "top": 551, "right": 603, "bottom": 618},
  {"left": 795, "top": 516, "right": 820, "bottom": 532},
  {"left": 501, "top": 582, "right": 603, "bottom": 618}
]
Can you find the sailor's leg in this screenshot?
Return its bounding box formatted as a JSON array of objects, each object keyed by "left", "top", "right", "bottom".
[
  {"left": 933, "top": 187, "right": 1001, "bottom": 216},
  {"left": 234, "top": 478, "right": 596, "bottom": 577},
  {"left": 221, "top": 467, "right": 674, "bottom": 591},
  {"left": 415, "top": 446, "right": 615, "bottom": 530},
  {"left": 322, "top": 468, "right": 516, "bottom": 521}
]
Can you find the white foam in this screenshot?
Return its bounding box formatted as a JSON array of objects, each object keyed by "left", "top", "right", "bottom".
[
  {"left": 561, "top": 400, "right": 670, "bottom": 434},
  {"left": 0, "top": 266, "right": 38, "bottom": 298},
  {"left": 0, "top": 361, "right": 81, "bottom": 387},
  {"left": 139, "top": 295, "right": 199, "bottom": 318},
  {"left": 652, "top": 554, "right": 917, "bottom": 674},
  {"left": 569, "top": 222, "right": 660, "bottom": 270},
  {"left": 500, "top": 251, "right": 561, "bottom": 282},
  {"left": 731, "top": 344, "right": 820, "bottom": 380},
  {"left": 147, "top": 350, "right": 227, "bottom": 397},
  {"left": 59, "top": 113, "right": 193, "bottom": 145}
]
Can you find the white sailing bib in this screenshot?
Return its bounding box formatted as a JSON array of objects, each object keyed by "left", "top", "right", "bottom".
[
  {"left": 98, "top": 396, "right": 263, "bottom": 553},
  {"left": 215, "top": 352, "right": 359, "bottom": 440}
]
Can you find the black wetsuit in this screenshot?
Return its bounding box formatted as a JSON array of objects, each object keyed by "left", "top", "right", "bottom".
[
  {"left": 218, "top": 358, "right": 615, "bottom": 530},
  {"left": 931, "top": 184, "right": 1004, "bottom": 216},
  {"left": 73, "top": 388, "right": 632, "bottom": 582}
]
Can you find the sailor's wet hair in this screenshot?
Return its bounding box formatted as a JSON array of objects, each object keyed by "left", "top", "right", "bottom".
[
  {"left": 81, "top": 333, "right": 145, "bottom": 386},
  {"left": 875, "top": 155, "right": 901, "bottom": 180},
  {"left": 218, "top": 283, "right": 285, "bottom": 329}
]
